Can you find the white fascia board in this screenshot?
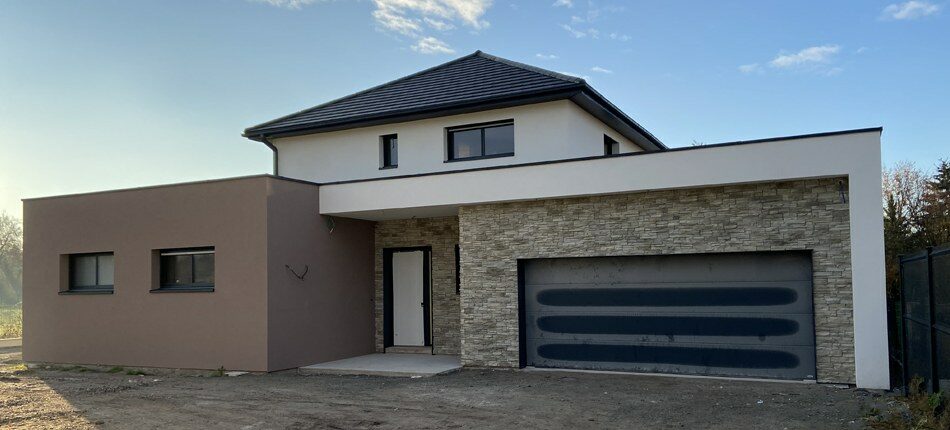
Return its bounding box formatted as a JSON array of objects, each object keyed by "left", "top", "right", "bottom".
[{"left": 319, "top": 130, "right": 887, "bottom": 388}]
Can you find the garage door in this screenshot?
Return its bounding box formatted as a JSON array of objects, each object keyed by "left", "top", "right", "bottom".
[{"left": 522, "top": 252, "right": 816, "bottom": 380}]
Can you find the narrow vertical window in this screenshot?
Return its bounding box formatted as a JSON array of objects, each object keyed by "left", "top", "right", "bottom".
[
  {"left": 380, "top": 134, "right": 398, "bottom": 169},
  {"left": 604, "top": 135, "right": 620, "bottom": 155},
  {"left": 455, "top": 244, "right": 461, "bottom": 295}
]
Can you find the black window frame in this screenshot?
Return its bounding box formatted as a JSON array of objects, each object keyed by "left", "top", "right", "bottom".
[
  {"left": 604, "top": 134, "right": 620, "bottom": 156},
  {"left": 445, "top": 120, "right": 514, "bottom": 162},
  {"left": 380, "top": 134, "right": 398, "bottom": 169},
  {"left": 155, "top": 247, "right": 215, "bottom": 292},
  {"left": 67, "top": 252, "right": 115, "bottom": 293}
]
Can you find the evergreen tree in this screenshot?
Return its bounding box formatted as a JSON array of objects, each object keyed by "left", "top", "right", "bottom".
[{"left": 919, "top": 159, "right": 950, "bottom": 246}]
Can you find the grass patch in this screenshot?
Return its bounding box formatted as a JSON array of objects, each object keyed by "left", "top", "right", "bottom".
[
  {"left": 868, "top": 377, "right": 950, "bottom": 429},
  {"left": 211, "top": 366, "right": 226, "bottom": 377},
  {"left": 0, "top": 306, "right": 22, "bottom": 339},
  {"left": 106, "top": 366, "right": 125, "bottom": 374},
  {"left": 0, "top": 361, "right": 27, "bottom": 373},
  {"left": 126, "top": 369, "right": 147, "bottom": 376}
]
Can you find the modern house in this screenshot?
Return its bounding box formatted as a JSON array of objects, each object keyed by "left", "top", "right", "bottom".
[{"left": 22, "top": 51, "right": 889, "bottom": 389}]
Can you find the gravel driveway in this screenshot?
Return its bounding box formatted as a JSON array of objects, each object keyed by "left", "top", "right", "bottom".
[{"left": 0, "top": 347, "right": 892, "bottom": 429}]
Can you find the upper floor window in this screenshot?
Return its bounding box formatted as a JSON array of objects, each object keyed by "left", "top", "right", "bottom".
[
  {"left": 380, "top": 134, "right": 398, "bottom": 169},
  {"left": 446, "top": 120, "right": 514, "bottom": 162},
  {"left": 158, "top": 247, "right": 214, "bottom": 291},
  {"left": 604, "top": 135, "right": 620, "bottom": 156},
  {"left": 69, "top": 252, "right": 114, "bottom": 292}
]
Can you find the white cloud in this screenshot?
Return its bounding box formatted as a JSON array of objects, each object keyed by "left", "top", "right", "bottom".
[
  {"left": 738, "top": 63, "right": 762, "bottom": 74},
  {"left": 881, "top": 1, "right": 940, "bottom": 20},
  {"left": 560, "top": 24, "right": 587, "bottom": 38},
  {"left": 824, "top": 67, "right": 844, "bottom": 76},
  {"left": 411, "top": 36, "right": 455, "bottom": 54},
  {"left": 372, "top": 7, "right": 423, "bottom": 36},
  {"left": 560, "top": 23, "right": 607, "bottom": 39},
  {"left": 557, "top": 70, "right": 590, "bottom": 80},
  {"left": 609, "top": 32, "right": 631, "bottom": 42},
  {"left": 590, "top": 66, "right": 612, "bottom": 74},
  {"left": 375, "top": 0, "right": 491, "bottom": 29},
  {"left": 769, "top": 45, "right": 840, "bottom": 68},
  {"left": 740, "top": 44, "right": 845, "bottom": 76},
  {"left": 553, "top": 0, "right": 573, "bottom": 8},
  {"left": 372, "top": 0, "right": 492, "bottom": 32},
  {"left": 424, "top": 17, "right": 455, "bottom": 31},
  {"left": 535, "top": 53, "right": 559, "bottom": 60},
  {"left": 556, "top": 3, "right": 628, "bottom": 42},
  {"left": 856, "top": 46, "right": 870, "bottom": 54},
  {"left": 253, "top": 0, "right": 493, "bottom": 55},
  {"left": 252, "top": 0, "right": 319, "bottom": 9}
]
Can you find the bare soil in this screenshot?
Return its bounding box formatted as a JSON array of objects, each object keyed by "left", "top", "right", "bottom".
[{"left": 1, "top": 347, "right": 894, "bottom": 429}]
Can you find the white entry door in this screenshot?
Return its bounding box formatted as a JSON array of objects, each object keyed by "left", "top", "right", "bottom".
[{"left": 392, "top": 251, "right": 425, "bottom": 346}]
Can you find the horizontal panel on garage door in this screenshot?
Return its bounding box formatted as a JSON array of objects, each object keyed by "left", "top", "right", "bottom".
[
  {"left": 523, "top": 252, "right": 816, "bottom": 380},
  {"left": 528, "top": 312, "right": 815, "bottom": 346}
]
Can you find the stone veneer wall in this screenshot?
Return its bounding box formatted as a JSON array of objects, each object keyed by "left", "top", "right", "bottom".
[
  {"left": 375, "top": 217, "right": 460, "bottom": 355},
  {"left": 458, "top": 178, "right": 855, "bottom": 383}
]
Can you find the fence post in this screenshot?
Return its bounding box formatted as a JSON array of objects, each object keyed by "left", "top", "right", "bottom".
[
  {"left": 926, "top": 247, "right": 939, "bottom": 393},
  {"left": 898, "top": 254, "right": 908, "bottom": 394}
]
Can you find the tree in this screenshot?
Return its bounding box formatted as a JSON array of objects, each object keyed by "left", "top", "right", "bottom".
[
  {"left": 0, "top": 212, "right": 22, "bottom": 306},
  {"left": 882, "top": 162, "right": 928, "bottom": 297},
  {"left": 918, "top": 159, "right": 950, "bottom": 246}
]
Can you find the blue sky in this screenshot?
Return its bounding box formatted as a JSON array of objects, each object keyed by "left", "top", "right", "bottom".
[{"left": 1, "top": 0, "right": 948, "bottom": 216}]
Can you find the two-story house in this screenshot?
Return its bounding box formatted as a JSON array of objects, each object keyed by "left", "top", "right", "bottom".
[{"left": 21, "top": 51, "right": 889, "bottom": 388}]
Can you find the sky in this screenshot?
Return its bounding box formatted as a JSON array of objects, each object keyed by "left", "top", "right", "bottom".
[{"left": 1, "top": 0, "right": 948, "bottom": 217}]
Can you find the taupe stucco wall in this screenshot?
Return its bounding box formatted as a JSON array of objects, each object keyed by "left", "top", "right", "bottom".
[
  {"left": 23, "top": 177, "right": 271, "bottom": 371},
  {"left": 266, "top": 179, "right": 375, "bottom": 371},
  {"left": 22, "top": 175, "right": 376, "bottom": 372},
  {"left": 374, "top": 217, "right": 460, "bottom": 354},
  {"left": 458, "top": 178, "right": 855, "bottom": 383}
]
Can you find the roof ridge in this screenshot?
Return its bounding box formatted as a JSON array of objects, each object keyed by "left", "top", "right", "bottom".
[
  {"left": 243, "top": 52, "right": 483, "bottom": 136},
  {"left": 474, "top": 51, "right": 586, "bottom": 84}
]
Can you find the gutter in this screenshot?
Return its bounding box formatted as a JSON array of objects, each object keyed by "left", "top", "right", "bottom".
[{"left": 260, "top": 136, "right": 278, "bottom": 175}]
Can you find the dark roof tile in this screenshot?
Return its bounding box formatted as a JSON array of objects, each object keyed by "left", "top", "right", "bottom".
[{"left": 244, "top": 51, "right": 665, "bottom": 150}]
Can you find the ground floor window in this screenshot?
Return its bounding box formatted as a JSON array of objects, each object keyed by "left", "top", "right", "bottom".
[
  {"left": 158, "top": 247, "right": 214, "bottom": 291},
  {"left": 69, "top": 252, "right": 114, "bottom": 292}
]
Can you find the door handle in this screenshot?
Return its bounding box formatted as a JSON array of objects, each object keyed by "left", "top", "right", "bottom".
[{"left": 420, "top": 302, "right": 425, "bottom": 307}]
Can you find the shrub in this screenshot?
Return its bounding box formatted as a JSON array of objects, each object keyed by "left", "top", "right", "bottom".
[{"left": 868, "top": 377, "right": 950, "bottom": 430}]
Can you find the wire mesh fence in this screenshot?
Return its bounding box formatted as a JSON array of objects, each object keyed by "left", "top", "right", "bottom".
[{"left": 899, "top": 244, "right": 950, "bottom": 394}]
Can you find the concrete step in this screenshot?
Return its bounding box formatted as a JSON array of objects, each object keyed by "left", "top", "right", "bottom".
[
  {"left": 385, "top": 346, "right": 433, "bottom": 354},
  {"left": 299, "top": 353, "right": 461, "bottom": 378}
]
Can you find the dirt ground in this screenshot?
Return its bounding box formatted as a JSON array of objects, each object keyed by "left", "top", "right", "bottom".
[{"left": 1, "top": 347, "right": 894, "bottom": 430}]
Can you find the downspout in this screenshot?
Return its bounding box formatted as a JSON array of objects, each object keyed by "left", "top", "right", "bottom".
[{"left": 260, "top": 136, "right": 278, "bottom": 176}]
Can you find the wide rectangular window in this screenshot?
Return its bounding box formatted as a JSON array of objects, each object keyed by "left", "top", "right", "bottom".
[
  {"left": 604, "top": 135, "right": 620, "bottom": 155},
  {"left": 380, "top": 134, "right": 398, "bottom": 169},
  {"left": 159, "top": 247, "right": 214, "bottom": 291},
  {"left": 69, "top": 252, "right": 114, "bottom": 291},
  {"left": 446, "top": 121, "right": 514, "bottom": 161}
]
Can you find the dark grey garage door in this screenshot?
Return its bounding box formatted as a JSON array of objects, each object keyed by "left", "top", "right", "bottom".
[{"left": 522, "top": 252, "right": 816, "bottom": 380}]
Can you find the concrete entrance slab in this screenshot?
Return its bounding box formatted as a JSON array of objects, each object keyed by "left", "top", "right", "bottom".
[{"left": 299, "top": 353, "right": 461, "bottom": 377}]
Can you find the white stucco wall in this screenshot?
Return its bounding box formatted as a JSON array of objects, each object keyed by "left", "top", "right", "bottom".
[
  {"left": 318, "top": 130, "right": 888, "bottom": 389},
  {"left": 274, "top": 100, "right": 641, "bottom": 183}
]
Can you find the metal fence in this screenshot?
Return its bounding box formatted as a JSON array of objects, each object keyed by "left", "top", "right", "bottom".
[
  {"left": 0, "top": 303, "right": 22, "bottom": 339},
  {"left": 899, "top": 244, "right": 950, "bottom": 393}
]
